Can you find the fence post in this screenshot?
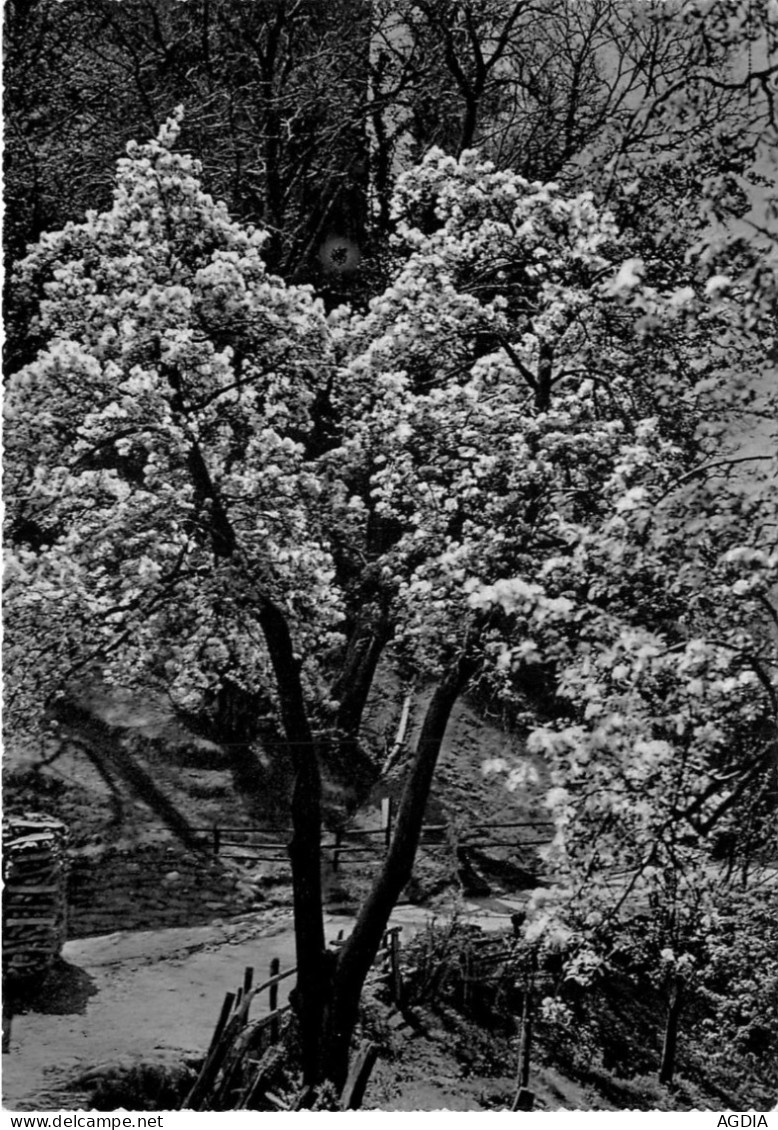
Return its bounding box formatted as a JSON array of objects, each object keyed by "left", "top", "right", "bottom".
[
  {"left": 340, "top": 1042, "right": 380, "bottom": 1110},
  {"left": 513, "top": 1088, "right": 535, "bottom": 1111},
  {"left": 382, "top": 690, "right": 413, "bottom": 775},
  {"left": 208, "top": 992, "right": 235, "bottom": 1059},
  {"left": 332, "top": 830, "right": 343, "bottom": 873},
  {"left": 390, "top": 927, "right": 403, "bottom": 1005},
  {"left": 515, "top": 968, "right": 535, "bottom": 1098},
  {"left": 212, "top": 825, "right": 221, "bottom": 857},
  {"left": 269, "top": 956, "right": 280, "bottom": 1042},
  {"left": 659, "top": 974, "right": 684, "bottom": 1085},
  {"left": 381, "top": 798, "right": 393, "bottom": 852},
  {"left": 463, "top": 947, "right": 471, "bottom": 1011}
]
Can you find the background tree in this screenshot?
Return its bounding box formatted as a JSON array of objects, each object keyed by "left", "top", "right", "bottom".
[
  {"left": 7, "top": 0, "right": 774, "bottom": 315},
  {"left": 4, "top": 0, "right": 374, "bottom": 379},
  {"left": 367, "top": 0, "right": 775, "bottom": 196}
]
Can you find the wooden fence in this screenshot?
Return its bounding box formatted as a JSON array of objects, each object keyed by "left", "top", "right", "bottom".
[
  {"left": 183, "top": 957, "right": 297, "bottom": 1110},
  {"left": 182, "top": 918, "right": 551, "bottom": 1110},
  {"left": 196, "top": 800, "right": 553, "bottom": 866},
  {"left": 183, "top": 926, "right": 404, "bottom": 1110}
]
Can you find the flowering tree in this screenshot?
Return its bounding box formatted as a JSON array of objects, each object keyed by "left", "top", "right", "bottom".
[
  {"left": 696, "top": 884, "right": 778, "bottom": 1100},
  {"left": 5, "top": 113, "right": 347, "bottom": 1085},
  {"left": 5, "top": 117, "right": 773, "bottom": 1091},
  {"left": 478, "top": 231, "right": 778, "bottom": 1082},
  {"left": 356, "top": 146, "right": 776, "bottom": 1083}
]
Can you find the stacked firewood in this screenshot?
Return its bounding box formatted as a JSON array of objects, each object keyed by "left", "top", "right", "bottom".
[{"left": 2, "top": 814, "right": 68, "bottom": 983}]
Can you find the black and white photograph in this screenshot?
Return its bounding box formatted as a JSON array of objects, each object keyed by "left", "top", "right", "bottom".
[{"left": 2, "top": 0, "right": 777, "bottom": 1116}]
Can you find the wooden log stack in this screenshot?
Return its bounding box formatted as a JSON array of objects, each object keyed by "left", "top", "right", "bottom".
[{"left": 2, "top": 813, "right": 68, "bottom": 984}]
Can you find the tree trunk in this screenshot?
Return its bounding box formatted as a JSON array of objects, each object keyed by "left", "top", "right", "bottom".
[
  {"left": 332, "top": 617, "right": 391, "bottom": 740},
  {"left": 370, "top": 84, "right": 393, "bottom": 234},
  {"left": 659, "top": 975, "right": 683, "bottom": 1085},
  {"left": 459, "top": 92, "right": 480, "bottom": 152},
  {"left": 257, "top": 596, "right": 327, "bottom": 1087},
  {"left": 319, "top": 652, "right": 479, "bottom": 1087},
  {"left": 536, "top": 339, "right": 554, "bottom": 411},
  {"left": 163, "top": 345, "right": 331, "bottom": 1087}
]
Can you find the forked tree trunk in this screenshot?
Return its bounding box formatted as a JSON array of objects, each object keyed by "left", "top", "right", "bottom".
[
  {"left": 319, "top": 652, "right": 479, "bottom": 1088},
  {"left": 268, "top": 604, "right": 477, "bottom": 1089}
]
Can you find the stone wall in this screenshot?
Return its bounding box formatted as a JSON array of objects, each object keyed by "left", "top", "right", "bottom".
[{"left": 66, "top": 844, "right": 266, "bottom": 938}]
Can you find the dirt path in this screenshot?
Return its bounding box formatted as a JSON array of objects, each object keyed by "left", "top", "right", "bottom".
[
  {"left": 2, "top": 896, "right": 527, "bottom": 1111},
  {"left": 3, "top": 915, "right": 291, "bottom": 1110}
]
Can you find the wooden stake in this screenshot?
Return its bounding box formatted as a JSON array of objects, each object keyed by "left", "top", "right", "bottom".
[
  {"left": 514, "top": 976, "right": 534, "bottom": 1099},
  {"left": 208, "top": 991, "right": 235, "bottom": 1058},
  {"left": 381, "top": 797, "right": 393, "bottom": 851},
  {"left": 383, "top": 691, "right": 413, "bottom": 773},
  {"left": 512, "top": 1087, "right": 535, "bottom": 1111},
  {"left": 292, "top": 1086, "right": 315, "bottom": 1110},
  {"left": 182, "top": 991, "right": 237, "bottom": 1109},
  {"left": 659, "top": 975, "right": 683, "bottom": 1085},
  {"left": 269, "top": 956, "right": 280, "bottom": 1042},
  {"left": 341, "top": 1042, "right": 379, "bottom": 1110},
  {"left": 390, "top": 928, "right": 403, "bottom": 1005},
  {"left": 238, "top": 1044, "right": 285, "bottom": 1109}
]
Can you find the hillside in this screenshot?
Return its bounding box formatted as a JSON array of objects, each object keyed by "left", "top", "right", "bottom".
[
  {"left": 4, "top": 902, "right": 772, "bottom": 1113},
  {"left": 2, "top": 663, "right": 549, "bottom": 935},
  {"left": 4, "top": 676, "right": 776, "bottom": 1113}
]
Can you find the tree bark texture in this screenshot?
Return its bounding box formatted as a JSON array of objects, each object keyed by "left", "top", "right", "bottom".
[
  {"left": 257, "top": 596, "right": 327, "bottom": 1087},
  {"left": 332, "top": 617, "right": 392, "bottom": 740}
]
